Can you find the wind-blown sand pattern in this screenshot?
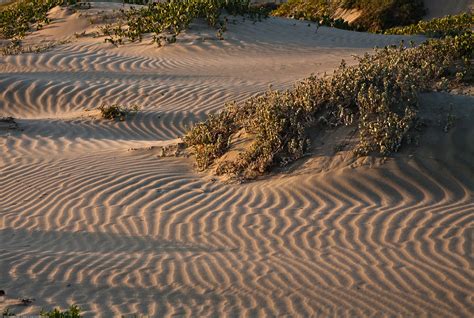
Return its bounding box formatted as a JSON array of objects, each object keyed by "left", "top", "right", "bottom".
[{"left": 1, "top": 4, "right": 473, "bottom": 317}]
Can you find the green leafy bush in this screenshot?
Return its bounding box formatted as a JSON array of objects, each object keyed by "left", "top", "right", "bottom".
[
  {"left": 339, "top": 0, "right": 425, "bottom": 31},
  {"left": 100, "top": 0, "right": 270, "bottom": 46},
  {"left": 272, "top": 0, "right": 354, "bottom": 30},
  {"left": 271, "top": 0, "right": 426, "bottom": 32},
  {"left": 272, "top": 0, "right": 330, "bottom": 18},
  {"left": 0, "top": 0, "right": 62, "bottom": 39},
  {"left": 384, "top": 13, "right": 474, "bottom": 37},
  {"left": 184, "top": 34, "right": 473, "bottom": 179}
]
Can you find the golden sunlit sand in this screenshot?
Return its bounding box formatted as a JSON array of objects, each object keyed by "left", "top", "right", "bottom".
[{"left": 1, "top": 1, "right": 473, "bottom": 316}]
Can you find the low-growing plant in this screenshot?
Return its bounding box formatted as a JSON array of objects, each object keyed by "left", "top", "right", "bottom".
[
  {"left": 1, "top": 39, "right": 70, "bottom": 55},
  {"left": 272, "top": 0, "right": 331, "bottom": 19},
  {"left": 99, "top": 0, "right": 271, "bottom": 47},
  {"left": 98, "top": 104, "right": 139, "bottom": 121},
  {"left": 184, "top": 34, "right": 473, "bottom": 179},
  {"left": 0, "top": 0, "right": 62, "bottom": 39},
  {"left": 339, "top": 0, "right": 425, "bottom": 31},
  {"left": 271, "top": 0, "right": 426, "bottom": 32},
  {"left": 272, "top": 0, "right": 355, "bottom": 31},
  {"left": 184, "top": 103, "right": 240, "bottom": 169},
  {"left": 40, "top": 305, "right": 81, "bottom": 318},
  {"left": 384, "top": 13, "right": 474, "bottom": 38}
]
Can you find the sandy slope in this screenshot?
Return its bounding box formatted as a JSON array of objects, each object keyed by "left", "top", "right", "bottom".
[
  {"left": 1, "top": 4, "right": 473, "bottom": 317},
  {"left": 424, "top": 0, "right": 473, "bottom": 19}
]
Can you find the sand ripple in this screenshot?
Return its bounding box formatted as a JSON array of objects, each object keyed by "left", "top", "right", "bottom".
[{"left": 0, "top": 12, "right": 472, "bottom": 317}]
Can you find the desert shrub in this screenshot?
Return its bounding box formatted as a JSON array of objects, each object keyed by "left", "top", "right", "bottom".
[
  {"left": 272, "top": 0, "right": 330, "bottom": 18},
  {"left": 213, "top": 89, "right": 314, "bottom": 177},
  {"left": 184, "top": 34, "right": 473, "bottom": 179},
  {"left": 384, "top": 13, "right": 474, "bottom": 38},
  {"left": 184, "top": 104, "right": 240, "bottom": 169},
  {"left": 100, "top": 0, "right": 270, "bottom": 46},
  {"left": 271, "top": 0, "right": 354, "bottom": 30},
  {"left": 98, "top": 104, "right": 139, "bottom": 121},
  {"left": 40, "top": 305, "right": 81, "bottom": 318},
  {"left": 0, "top": 0, "right": 62, "bottom": 39},
  {"left": 339, "top": 0, "right": 425, "bottom": 31},
  {"left": 272, "top": 0, "right": 426, "bottom": 32}
]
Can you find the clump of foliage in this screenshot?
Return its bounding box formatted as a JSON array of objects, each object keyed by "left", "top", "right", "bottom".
[
  {"left": 184, "top": 34, "right": 473, "bottom": 179},
  {"left": 40, "top": 305, "right": 81, "bottom": 318},
  {"left": 100, "top": 0, "right": 270, "bottom": 46},
  {"left": 0, "top": 0, "right": 62, "bottom": 39},
  {"left": 384, "top": 13, "right": 474, "bottom": 37},
  {"left": 272, "top": 0, "right": 330, "bottom": 18},
  {"left": 272, "top": 0, "right": 354, "bottom": 30},
  {"left": 98, "top": 104, "right": 139, "bottom": 121},
  {"left": 339, "top": 0, "right": 425, "bottom": 31},
  {"left": 271, "top": 0, "right": 426, "bottom": 32}
]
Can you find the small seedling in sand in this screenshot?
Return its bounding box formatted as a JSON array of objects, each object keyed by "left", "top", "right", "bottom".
[{"left": 98, "top": 104, "right": 139, "bottom": 121}]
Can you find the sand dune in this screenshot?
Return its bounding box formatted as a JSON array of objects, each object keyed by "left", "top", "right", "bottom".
[{"left": 1, "top": 4, "right": 473, "bottom": 317}]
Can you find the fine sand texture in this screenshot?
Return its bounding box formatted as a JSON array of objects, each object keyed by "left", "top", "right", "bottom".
[{"left": 1, "top": 4, "right": 473, "bottom": 317}]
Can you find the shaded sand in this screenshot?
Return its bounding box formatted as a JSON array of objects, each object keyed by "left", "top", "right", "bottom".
[{"left": 1, "top": 4, "right": 473, "bottom": 317}]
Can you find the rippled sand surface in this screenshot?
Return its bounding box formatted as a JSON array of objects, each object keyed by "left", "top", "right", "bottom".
[{"left": 1, "top": 4, "right": 473, "bottom": 317}]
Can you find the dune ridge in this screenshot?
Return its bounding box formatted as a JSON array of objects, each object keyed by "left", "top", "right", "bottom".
[{"left": 1, "top": 5, "right": 473, "bottom": 317}]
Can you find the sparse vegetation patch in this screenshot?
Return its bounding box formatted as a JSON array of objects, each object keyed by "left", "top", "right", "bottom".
[
  {"left": 40, "top": 305, "right": 81, "bottom": 318},
  {"left": 184, "top": 33, "right": 473, "bottom": 179},
  {"left": 99, "top": 0, "right": 270, "bottom": 46},
  {"left": 384, "top": 13, "right": 474, "bottom": 38},
  {"left": 338, "top": 0, "right": 425, "bottom": 31},
  {"left": 1, "top": 38, "right": 70, "bottom": 55},
  {"left": 98, "top": 104, "right": 139, "bottom": 121},
  {"left": 272, "top": 0, "right": 354, "bottom": 30},
  {"left": 271, "top": 0, "right": 426, "bottom": 32},
  {"left": 0, "top": 0, "right": 62, "bottom": 39}
]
